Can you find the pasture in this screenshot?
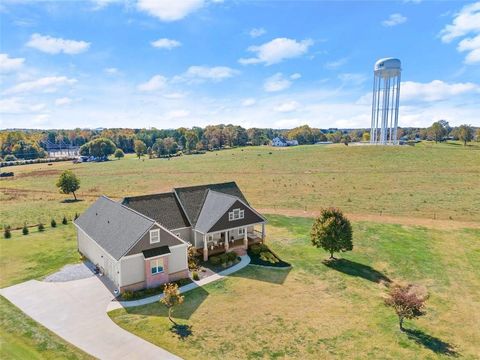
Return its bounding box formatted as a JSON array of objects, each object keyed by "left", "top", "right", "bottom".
[{"left": 1, "top": 142, "right": 479, "bottom": 230}]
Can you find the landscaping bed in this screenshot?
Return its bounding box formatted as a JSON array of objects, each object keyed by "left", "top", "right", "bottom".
[
  {"left": 247, "top": 243, "right": 291, "bottom": 268},
  {"left": 119, "top": 277, "right": 192, "bottom": 301},
  {"left": 198, "top": 251, "right": 242, "bottom": 274}
]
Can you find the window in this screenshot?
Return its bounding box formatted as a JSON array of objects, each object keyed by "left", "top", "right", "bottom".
[
  {"left": 150, "top": 258, "right": 164, "bottom": 274},
  {"left": 238, "top": 228, "right": 245, "bottom": 235},
  {"left": 150, "top": 229, "right": 160, "bottom": 244},
  {"left": 228, "top": 208, "right": 245, "bottom": 221},
  {"left": 208, "top": 234, "right": 213, "bottom": 241}
]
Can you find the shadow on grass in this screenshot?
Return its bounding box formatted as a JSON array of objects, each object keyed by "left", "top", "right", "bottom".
[
  {"left": 124, "top": 286, "right": 209, "bottom": 320},
  {"left": 171, "top": 323, "right": 193, "bottom": 340},
  {"left": 230, "top": 265, "right": 291, "bottom": 285},
  {"left": 405, "top": 328, "right": 458, "bottom": 357},
  {"left": 323, "top": 258, "right": 391, "bottom": 285},
  {"left": 60, "top": 199, "right": 83, "bottom": 203}
]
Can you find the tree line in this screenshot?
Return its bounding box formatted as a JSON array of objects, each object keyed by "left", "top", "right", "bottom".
[{"left": 1, "top": 122, "right": 478, "bottom": 161}]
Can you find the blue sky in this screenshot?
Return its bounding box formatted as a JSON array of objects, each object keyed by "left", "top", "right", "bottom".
[{"left": 0, "top": 0, "right": 479, "bottom": 129}]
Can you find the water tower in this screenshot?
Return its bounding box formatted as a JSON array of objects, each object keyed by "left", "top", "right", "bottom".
[{"left": 370, "top": 58, "right": 401, "bottom": 145}]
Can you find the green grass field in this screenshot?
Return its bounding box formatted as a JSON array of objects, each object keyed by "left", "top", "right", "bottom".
[
  {"left": 1, "top": 142, "right": 479, "bottom": 359},
  {"left": 1, "top": 142, "right": 479, "bottom": 229},
  {"left": 109, "top": 215, "right": 480, "bottom": 359}
]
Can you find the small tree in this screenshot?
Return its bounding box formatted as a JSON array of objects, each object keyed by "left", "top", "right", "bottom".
[
  {"left": 51, "top": 218, "right": 57, "bottom": 228},
  {"left": 62, "top": 216, "right": 68, "bottom": 225},
  {"left": 187, "top": 244, "right": 199, "bottom": 271},
  {"left": 4, "top": 226, "right": 11, "bottom": 239},
  {"left": 56, "top": 170, "right": 80, "bottom": 201},
  {"left": 385, "top": 284, "right": 428, "bottom": 331},
  {"left": 38, "top": 223, "right": 45, "bottom": 232},
  {"left": 161, "top": 283, "right": 184, "bottom": 325},
  {"left": 134, "top": 140, "right": 147, "bottom": 159},
  {"left": 22, "top": 223, "right": 29, "bottom": 235},
  {"left": 310, "top": 208, "right": 353, "bottom": 259},
  {"left": 457, "top": 124, "right": 474, "bottom": 146},
  {"left": 114, "top": 148, "right": 125, "bottom": 160}
]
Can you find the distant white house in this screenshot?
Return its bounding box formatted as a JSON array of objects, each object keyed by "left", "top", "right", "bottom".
[{"left": 271, "top": 137, "right": 298, "bottom": 147}]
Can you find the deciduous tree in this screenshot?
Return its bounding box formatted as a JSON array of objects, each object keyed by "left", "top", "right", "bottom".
[
  {"left": 134, "top": 139, "right": 147, "bottom": 159},
  {"left": 56, "top": 170, "right": 80, "bottom": 201},
  {"left": 456, "top": 124, "right": 474, "bottom": 146},
  {"left": 385, "top": 284, "right": 428, "bottom": 331},
  {"left": 114, "top": 148, "right": 124, "bottom": 159},
  {"left": 161, "top": 283, "right": 184, "bottom": 325},
  {"left": 310, "top": 208, "right": 353, "bottom": 259}
]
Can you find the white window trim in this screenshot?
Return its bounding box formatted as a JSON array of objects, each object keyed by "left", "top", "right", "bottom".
[
  {"left": 228, "top": 208, "right": 245, "bottom": 221},
  {"left": 150, "top": 258, "right": 164, "bottom": 275},
  {"left": 238, "top": 228, "right": 245, "bottom": 235},
  {"left": 150, "top": 229, "right": 160, "bottom": 244}
]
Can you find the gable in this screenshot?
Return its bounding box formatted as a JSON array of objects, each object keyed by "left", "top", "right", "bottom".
[
  {"left": 208, "top": 200, "right": 265, "bottom": 233},
  {"left": 125, "top": 223, "right": 185, "bottom": 257}
]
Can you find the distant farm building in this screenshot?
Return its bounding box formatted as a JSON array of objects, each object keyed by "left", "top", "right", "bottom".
[{"left": 271, "top": 137, "right": 298, "bottom": 147}]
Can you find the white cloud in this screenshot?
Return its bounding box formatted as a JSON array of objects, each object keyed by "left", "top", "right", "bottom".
[
  {"left": 274, "top": 100, "right": 300, "bottom": 113},
  {"left": 249, "top": 27, "right": 266, "bottom": 38},
  {"left": 457, "top": 34, "right": 480, "bottom": 64},
  {"left": 264, "top": 73, "right": 292, "bottom": 92},
  {"left": 239, "top": 37, "right": 313, "bottom": 65},
  {"left": 165, "top": 109, "right": 190, "bottom": 118},
  {"left": 242, "top": 98, "right": 256, "bottom": 107},
  {"left": 325, "top": 57, "right": 348, "bottom": 70},
  {"left": 382, "top": 13, "right": 407, "bottom": 27},
  {"left": 137, "top": 74, "right": 168, "bottom": 92},
  {"left": 4, "top": 76, "right": 77, "bottom": 95},
  {"left": 401, "top": 80, "right": 479, "bottom": 101},
  {"left": 274, "top": 118, "right": 304, "bottom": 128},
  {"left": 151, "top": 38, "right": 182, "bottom": 49},
  {"left": 26, "top": 33, "right": 90, "bottom": 54},
  {"left": 0, "top": 97, "right": 46, "bottom": 114},
  {"left": 0, "top": 53, "right": 25, "bottom": 72},
  {"left": 338, "top": 73, "right": 367, "bottom": 86},
  {"left": 439, "top": 2, "right": 480, "bottom": 43},
  {"left": 177, "top": 66, "right": 239, "bottom": 83},
  {"left": 163, "top": 92, "right": 186, "bottom": 99},
  {"left": 290, "top": 73, "right": 301, "bottom": 80},
  {"left": 55, "top": 97, "right": 73, "bottom": 106},
  {"left": 137, "top": 0, "right": 204, "bottom": 22},
  {"left": 104, "top": 67, "right": 119, "bottom": 75},
  {"left": 90, "top": 0, "right": 120, "bottom": 10}
]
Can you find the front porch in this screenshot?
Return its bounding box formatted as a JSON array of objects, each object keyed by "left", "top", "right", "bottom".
[{"left": 199, "top": 224, "right": 265, "bottom": 261}]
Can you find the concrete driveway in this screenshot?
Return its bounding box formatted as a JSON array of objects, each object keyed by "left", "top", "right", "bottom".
[{"left": 0, "top": 276, "right": 180, "bottom": 359}]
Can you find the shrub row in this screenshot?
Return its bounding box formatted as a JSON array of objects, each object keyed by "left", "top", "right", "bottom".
[
  {"left": 2, "top": 213, "right": 79, "bottom": 238},
  {"left": 121, "top": 277, "right": 192, "bottom": 301},
  {"left": 209, "top": 251, "right": 239, "bottom": 267},
  {"left": 0, "top": 157, "right": 76, "bottom": 168},
  {"left": 250, "top": 243, "right": 269, "bottom": 255}
]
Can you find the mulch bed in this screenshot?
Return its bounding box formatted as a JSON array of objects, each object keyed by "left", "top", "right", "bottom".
[{"left": 247, "top": 249, "right": 291, "bottom": 268}]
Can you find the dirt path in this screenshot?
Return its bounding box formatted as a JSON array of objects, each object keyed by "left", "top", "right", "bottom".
[{"left": 258, "top": 208, "right": 480, "bottom": 230}]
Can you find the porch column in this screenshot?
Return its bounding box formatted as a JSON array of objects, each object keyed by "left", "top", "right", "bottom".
[
  {"left": 243, "top": 227, "right": 248, "bottom": 249},
  {"left": 224, "top": 230, "right": 229, "bottom": 251},
  {"left": 262, "top": 223, "right": 265, "bottom": 242},
  {"left": 203, "top": 233, "right": 208, "bottom": 261}
]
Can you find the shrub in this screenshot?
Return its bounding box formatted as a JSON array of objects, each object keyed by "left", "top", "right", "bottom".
[
  {"left": 209, "top": 256, "right": 221, "bottom": 266},
  {"left": 51, "top": 218, "right": 57, "bottom": 227},
  {"left": 74, "top": 213, "right": 79, "bottom": 220},
  {"left": 22, "top": 223, "right": 29, "bottom": 235},
  {"left": 219, "top": 253, "right": 229, "bottom": 264},
  {"left": 250, "top": 243, "right": 269, "bottom": 255},
  {"left": 122, "top": 291, "right": 134, "bottom": 300},
  {"left": 227, "top": 251, "right": 237, "bottom": 262},
  {"left": 4, "top": 154, "right": 17, "bottom": 162},
  {"left": 62, "top": 216, "right": 68, "bottom": 225},
  {"left": 4, "top": 226, "right": 11, "bottom": 239},
  {"left": 192, "top": 271, "right": 200, "bottom": 281},
  {"left": 260, "top": 251, "right": 279, "bottom": 264},
  {"left": 38, "top": 223, "right": 45, "bottom": 232},
  {"left": 114, "top": 148, "right": 125, "bottom": 159}
]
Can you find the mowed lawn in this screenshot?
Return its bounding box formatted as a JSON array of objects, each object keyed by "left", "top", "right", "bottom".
[
  {"left": 109, "top": 215, "right": 480, "bottom": 360},
  {"left": 1, "top": 142, "right": 480, "bottom": 230}
]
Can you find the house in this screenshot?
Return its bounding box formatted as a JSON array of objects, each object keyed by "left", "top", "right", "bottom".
[
  {"left": 74, "top": 182, "right": 266, "bottom": 292},
  {"left": 271, "top": 137, "right": 298, "bottom": 147}
]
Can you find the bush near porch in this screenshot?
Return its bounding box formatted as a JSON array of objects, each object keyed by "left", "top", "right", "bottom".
[
  {"left": 207, "top": 251, "right": 239, "bottom": 269},
  {"left": 248, "top": 243, "right": 291, "bottom": 268},
  {"left": 119, "top": 277, "right": 193, "bottom": 301}
]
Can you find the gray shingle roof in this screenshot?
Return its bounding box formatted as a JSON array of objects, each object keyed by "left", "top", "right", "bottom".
[
  {"left": 74, "top": 196, "right": 154, "bottom": 260},
  {"left": 122, "top": 192, "right": 190, "bottom": 230},
  {"left": 173, "top": 181, "right": 248, "bottom": 226},
  {"left": 194, "top": 190, "right": 237, "bottom": 233}
]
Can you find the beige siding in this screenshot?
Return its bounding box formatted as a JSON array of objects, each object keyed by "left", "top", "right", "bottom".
[
  {"left": 120, "top": 254, "right": 145, "bottom": 287},
  {"left": 171, "top": 227, "right": 191, "bottom": 243},
  {"left": 168, "top": 244, "right": 188, "bottom": 275},
  {"left": 77, "top": 227, "right": 119, "bottom": 286}
]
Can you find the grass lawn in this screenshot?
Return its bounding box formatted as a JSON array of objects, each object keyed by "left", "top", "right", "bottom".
[
  {"left": 0, "top": 296, "right": 92, "bottom": 360},
  {"left": 109, "top": 215, "right": 480, "bottom": 359},
  {"left": 1, "top": 142, "right": 479, "bottom": 229},
  {"left": 0, "top": 224, "right": 79, "bottom": 288}
]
